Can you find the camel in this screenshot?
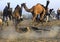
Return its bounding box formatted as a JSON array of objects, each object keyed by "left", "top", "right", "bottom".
[
  {"left": 21, "top": 3, "right": 46, "bottom": 22},
  {"left": 12, "top": 5, "right": 23, "bottom": 26},
  {"left": 13, "top": 9, "right": 20, "bottom": 20},
  {"left": 12, "top": 5, "right": 22, "bottom": 20},
  {"left": 12, "top": 7, "right": 20, "bottom": 27}
]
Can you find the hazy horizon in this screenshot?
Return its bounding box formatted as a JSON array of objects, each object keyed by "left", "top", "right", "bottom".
[{"left": 0, "top": 0, "right": 60, "bottom": 14}]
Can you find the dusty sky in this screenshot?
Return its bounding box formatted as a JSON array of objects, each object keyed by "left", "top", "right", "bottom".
[{"left": 0, "top": 0, "right": 60, "bottom": 14}]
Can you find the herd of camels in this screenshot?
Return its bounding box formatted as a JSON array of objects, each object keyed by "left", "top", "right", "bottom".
[
  {"left": 0, "top": 0, "right": 53, "bottom": 27},
  {"left": 13, "top": 3, "right": 48, "bottom": 23},
  {"left": 0, "top": 1, "right": 60, "bottom": 31}
]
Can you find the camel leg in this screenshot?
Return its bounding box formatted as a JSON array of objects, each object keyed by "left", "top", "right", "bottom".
[
  {"left": 33, "top": 14, "right": 37, "bottom": 22},
  {"left": 40, "top": 10, "right": 45, "bottom": 22},
  {"left": 31, "top": 14, "right": 34, "bottom": 24},
  {"left": 31, "top": 14, "right": 37, "bottom": 25}
]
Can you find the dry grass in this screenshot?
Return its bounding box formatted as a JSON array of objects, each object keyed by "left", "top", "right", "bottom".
[
  {"left": 0, "top": 19, "right": 60, "bottom": 42},
  {"left": 0, "top": 38, "right": 60, "bottom": 42},
  {"left": 17, "top": 19, "right": 60, "bottom": 27}
]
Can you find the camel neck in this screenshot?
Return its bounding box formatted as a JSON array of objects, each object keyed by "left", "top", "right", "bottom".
[{"left": 23, "top": 4, "right": 31, "bottom": 12}]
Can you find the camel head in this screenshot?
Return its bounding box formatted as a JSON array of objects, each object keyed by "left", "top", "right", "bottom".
[{"left": 21, "top": 3, "right": 26, "bottom": 7}]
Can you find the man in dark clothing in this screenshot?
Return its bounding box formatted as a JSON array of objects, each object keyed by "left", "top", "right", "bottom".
[
  {"left": 7, "top": 2, "right": 12, "bottom": 20},
  {"left": 49, "top": 9, "right": 53, "bottom": 14},
  {"left": 57, "top": 8, "right": 60, "bottom": 20},
  {"left": 20, "top": 6, "right": 22, "bottom": 17},
  {"left": 48, "top": 9, "right": 53, "bottom": 17},
  {"left": 3, "top": 6, "right": 8, "bottom": 21},
  {"left": 7, "top": 8, "right": 12, "bottom": 20}
]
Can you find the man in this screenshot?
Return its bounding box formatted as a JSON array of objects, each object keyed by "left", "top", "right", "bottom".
[
  {"left": 56, "top": 8, "right": 60, "bottom": 20},
  {"left": 7, "top": 2, "right": 12, "bottom": 20},
  {"left": 3, "top": 6, "right": 8, "bottom": 21}
]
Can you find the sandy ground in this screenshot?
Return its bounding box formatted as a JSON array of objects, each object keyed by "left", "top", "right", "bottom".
[{"left": 0, "top": 19, "right": 60, "bottom": 42}]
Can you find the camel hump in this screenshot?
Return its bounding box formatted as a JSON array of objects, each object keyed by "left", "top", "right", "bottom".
[
  {"left": 36, "top": 3, "right": 45, "bottom": 8},
  {"left": 36, "top": 3, "right": 40, "bottom": 5},
  {"left": 36, "top": 3, "right": 43, "bottom": 6},
  {"left": 40, "top": 4, "right": 45, "bottom": 8}
]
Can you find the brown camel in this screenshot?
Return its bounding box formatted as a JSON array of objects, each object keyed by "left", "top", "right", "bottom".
[
  {"left": 12, "top": 5, "right": 22, "bottom": 20},
  {"left": 13, "top": 8, "right": 20, "bottom": 19},
  {"left": 21, "top": 3, "right": 46, "bottom": 22}
]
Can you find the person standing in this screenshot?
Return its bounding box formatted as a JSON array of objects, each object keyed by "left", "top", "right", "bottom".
[
  {"left": 3, "top": 6, "right": 8, "bottom": 22},
  {"left": 7, "top": 2, "right": 12, "bottom": 20},
  {"left": 57, "top": 8, "right": 60, "bottom": 20}
]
